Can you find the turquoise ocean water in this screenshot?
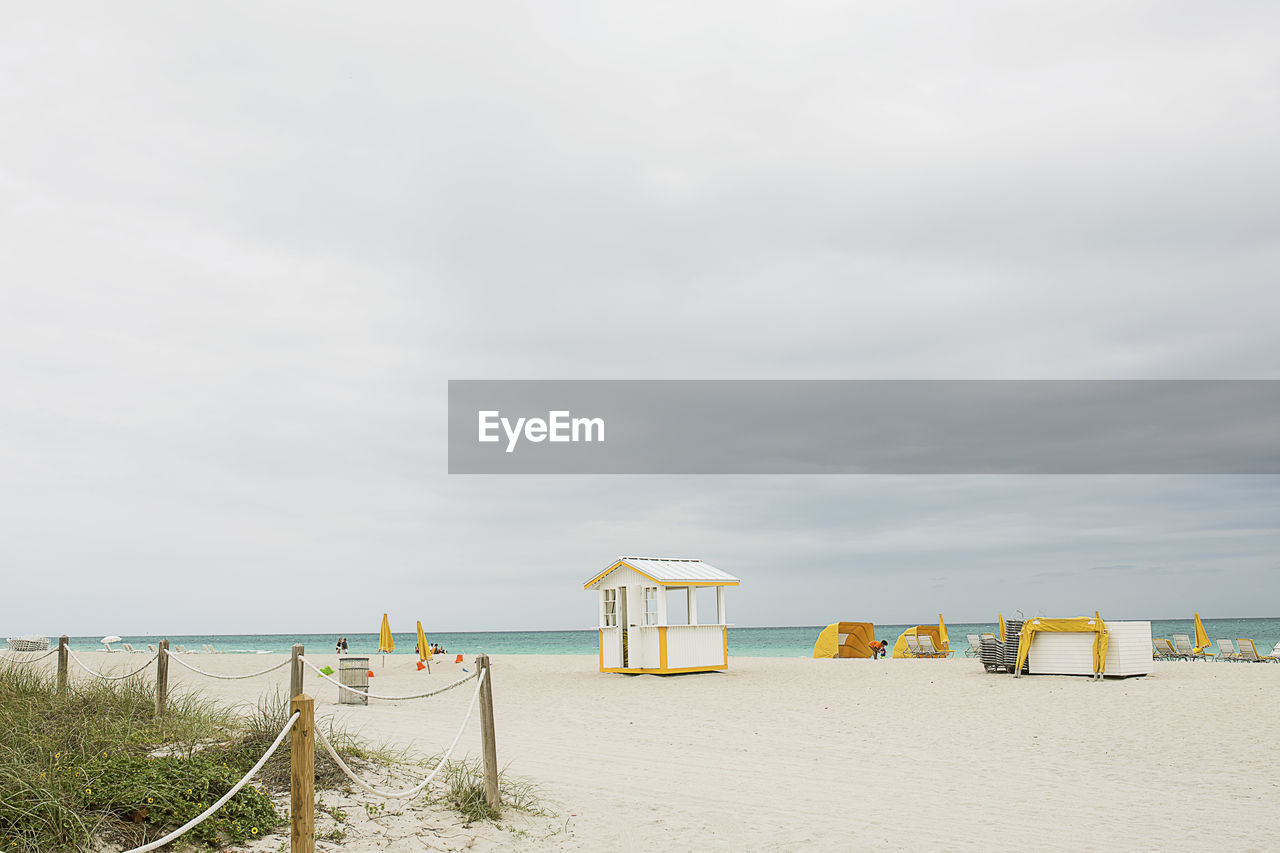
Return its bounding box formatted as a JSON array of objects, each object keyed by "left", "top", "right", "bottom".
[{"left": 60, "top": 617, "right": 1280, "bottom": 656}]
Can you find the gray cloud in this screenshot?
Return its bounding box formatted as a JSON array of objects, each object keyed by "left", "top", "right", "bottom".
[{"left": 1, "top": 2, "right": 1278, "bottom": 635}]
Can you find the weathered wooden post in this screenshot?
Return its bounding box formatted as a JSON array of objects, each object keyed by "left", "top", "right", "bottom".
[
  {"left": 475, "top": 654, "right": 500, "bottom": 812},
  {"left": 290, "top": 693, "right": 315, "bottom": 853},
  {"left": 155, "top": 639, "right": 170, "bottom": 717},
  {"left": 57, "top": 635, "right": 69, "bottom": 695},
  {"left": 290, "top": 644, "right": 305, "bottom": 699}
]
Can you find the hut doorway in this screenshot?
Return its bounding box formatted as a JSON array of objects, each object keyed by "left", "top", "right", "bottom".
[{"left": 617, "top": 588, "right": 630, "bottom": 667}]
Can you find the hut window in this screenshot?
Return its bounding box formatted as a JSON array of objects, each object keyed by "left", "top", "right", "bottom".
[
  {"left": 603, "top": 589, "right": 617, "bottom": 626},
  {"left": 643, "top": 587, "right": 658, "bottom": 625}
]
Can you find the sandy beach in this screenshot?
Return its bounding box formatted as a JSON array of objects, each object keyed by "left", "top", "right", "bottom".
[{"left": 47, "top": 650, "right": 1280, "bottom": 851}]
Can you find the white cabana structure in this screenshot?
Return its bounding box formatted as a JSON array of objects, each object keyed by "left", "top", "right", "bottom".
[{"left": 585, "top": 557, "right": 740, "bottom": 674}]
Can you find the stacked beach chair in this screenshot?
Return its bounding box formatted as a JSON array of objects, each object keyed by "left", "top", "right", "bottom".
[
  {"left": 1000, "top": 619, "right": 1026, "bottom": 674},
  {"left": 976, "top": 620, "right": 1027, "bottom": 674},
  {"left": 979, "top": 634, "right": 1002, "bottom": 672}
]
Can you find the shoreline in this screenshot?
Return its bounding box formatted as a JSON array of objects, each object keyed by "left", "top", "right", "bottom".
[{"left": 13, "top": 615, "right": 1280, "bottom": 657}]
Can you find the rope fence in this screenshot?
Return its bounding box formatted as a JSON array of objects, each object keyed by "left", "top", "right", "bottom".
[
  {"left": 314, "top": 667, "right": 486, "bottom": 799},
  {"left": 299, "top": 655, "right": 477, "bottom": 702},
  {"left": 165, "top": 650, "right": 290, "bottom": 680},
  {"left": 0, "top": 648, "right": 60, "bottom": 663},
  {"left": 19, "top": 639, "right": 502, "bottom": 853},
  {"left": 67, "top": 649, "right": 159, "bottom": 681}
]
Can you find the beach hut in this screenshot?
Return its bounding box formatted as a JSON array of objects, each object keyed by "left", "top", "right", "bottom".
[
  {"left": 585, "top": 557, "right": 739, "bottom": 674},
  {"left": 812, "top": 622, "right": 877, "bottom": 658},
  {"left": 892, "top": 615, "right": 951, "bottom": 658},
  {"left": 1016, "top": 615, "right": 1153, "bottom": 678}
]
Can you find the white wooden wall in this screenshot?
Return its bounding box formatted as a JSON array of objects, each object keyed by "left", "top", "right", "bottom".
[
  {"left": 1103, "top": 621, "right": 1153, "bottom": 677},
  {"left": 1025, "top": 621, "right": 1153, "bottom": 677},
  {"left": 665, "top": 625, "right": 726, "bottom": 669},
  {"left": 600, "top": 626, "right": 620, "bottom": 668}
]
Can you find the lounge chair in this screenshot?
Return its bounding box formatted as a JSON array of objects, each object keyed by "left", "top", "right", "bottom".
[
  {"left": 965, "top": 634, "right": 982, "bottom": 657},
  {"left": 902, "top": 635, "right": 925, "bottom": 657},
  {"left": 917, "top": 635, "right": 948, "bottom": 658},
  {"left": 1171, "top": 634, "right": 1210, "bottom": 660},
  {"left": 1153, "top": 638, "right": 1183, "bottom": 660},
  {"left": 122, "top": 643, "right": 136, "bottom": 653},
  {"left": 146, "top": 644, "right": 156, "bottom": 653},
  {"left": 1269, "top": 642, "right": 1280, "bottom": 661},
  {"left": 1216, "top": 639, "right": 1241, "bottom": 661},
  {"left": 177, "top": 645, "right": 189, "bottom": 654},
  {"left": 1236, "top": 639, "right": 1275, "bottom": 663}
]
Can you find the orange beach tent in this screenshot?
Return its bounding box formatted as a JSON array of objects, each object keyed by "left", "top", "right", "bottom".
[{"left": 813, "top": 622, "right": 877, "bottom": 658}]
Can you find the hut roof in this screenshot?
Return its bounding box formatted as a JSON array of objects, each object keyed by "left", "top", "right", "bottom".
[{"left": 584, "top": 557, "right": 740, "bottom": 589}]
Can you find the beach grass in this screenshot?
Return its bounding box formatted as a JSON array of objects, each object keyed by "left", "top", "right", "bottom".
[
  {"left": 431, "top": 756, "right": 544, "bottom": 823},
  {"left": 0, "top": 664, "right": 391, "bottom": 851}
]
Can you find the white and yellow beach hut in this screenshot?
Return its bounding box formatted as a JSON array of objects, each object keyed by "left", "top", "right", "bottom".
[{"left": 585, "top": 557, "right": 739, "bottom": 674}]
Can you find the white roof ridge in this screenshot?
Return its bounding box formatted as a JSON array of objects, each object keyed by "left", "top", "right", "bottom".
[{"left": 586, "top": 557, "right": 741, "bottom": 587}]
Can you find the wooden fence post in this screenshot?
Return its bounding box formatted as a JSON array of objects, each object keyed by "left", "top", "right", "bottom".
[
  {"left": 290, "top": 693, "right": 315, "bottom": 853},
  {"left": 291, "top": 644, "right": 305, "bottom": 699},
  {"left": 57, "top": 636, "right": 69, "bottom": 695},
  {"left": 475, "top": 654, "right": 500, "bottom": 812},
  {"left": 155, "top": 639, "right": 169, "bottom": 717}
]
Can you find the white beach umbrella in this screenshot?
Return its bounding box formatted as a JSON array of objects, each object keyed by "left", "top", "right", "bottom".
[{"left": 101, "top": 635, "right": 122, "bottom": 644}]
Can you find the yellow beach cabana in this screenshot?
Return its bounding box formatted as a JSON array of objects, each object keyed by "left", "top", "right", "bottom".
[
  {"left": 813, "top": 622, "right": 877, "bottom": 658},
  {"left": 585, "top": 556, "right": 739, "bottom": 674},
  {"left": 892, "top": 615, "right": 951, "bottom": 658}
]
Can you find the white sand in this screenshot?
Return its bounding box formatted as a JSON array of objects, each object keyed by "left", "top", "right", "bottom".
[{"left": 59, "top": 651, "right": 1280, "bottom": 850}]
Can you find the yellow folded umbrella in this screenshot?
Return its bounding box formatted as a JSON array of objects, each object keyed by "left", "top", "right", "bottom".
[
  {"left": 998, "top": 612, "right": 1006, "bottom": 642},
  {"left": 378, "top": 613, "right": 395, "bottom": 653},
  {"left": 416, "top": 620, "right": 432, "bottom": 673},
  {"left": 938, "top": 613, "right": 949, "bottom": 653},
  {"left": 1193, "top": 612, "right": 1210, "bottom": 653}
]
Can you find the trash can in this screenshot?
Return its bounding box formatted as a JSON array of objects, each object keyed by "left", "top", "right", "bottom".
[{"left": 338, "top": 657, "right": 370, "bottom": 705}]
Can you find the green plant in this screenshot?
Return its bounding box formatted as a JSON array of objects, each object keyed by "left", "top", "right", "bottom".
[
  {"left": 77, "top": 752, "right": 278, "bottom": 845},
  {"left": 431, "top": 756, "right": 543, "bottom": 823},
  {"left": 0, "top": 663, "right": 240, "bottom": 851}
]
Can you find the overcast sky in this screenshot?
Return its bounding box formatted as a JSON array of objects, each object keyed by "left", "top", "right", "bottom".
[{"left": 3, "top": 3, "right": 1278, "bottom": 636}]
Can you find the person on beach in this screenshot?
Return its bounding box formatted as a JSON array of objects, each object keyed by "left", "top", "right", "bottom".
[
  {"left": 871, "top": 639, "right": 888, "bottom": 659},
  {"left": 335, "top": 637, "right": 342, "bottom": 654},
  {"left": 340, "top": 637, "right": 348, "bottom": 654}
]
